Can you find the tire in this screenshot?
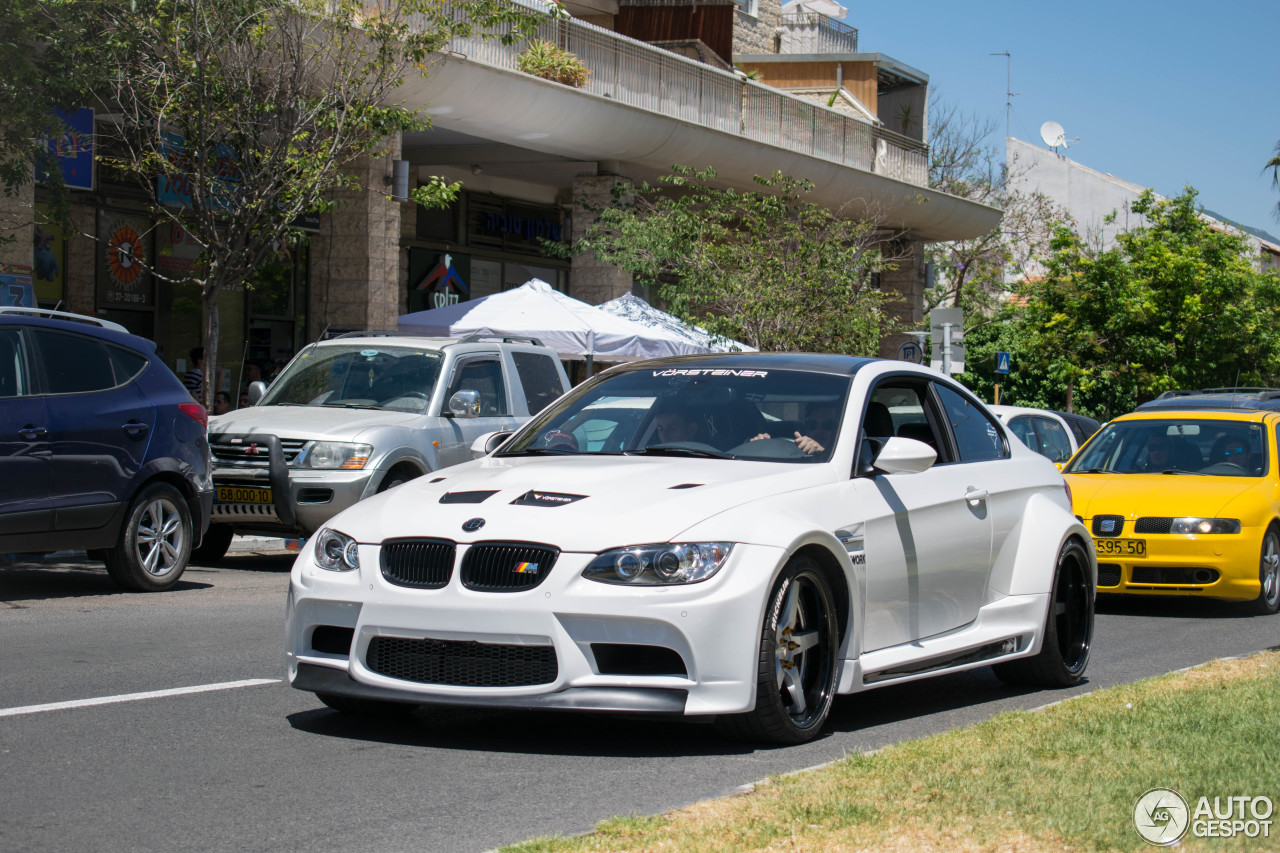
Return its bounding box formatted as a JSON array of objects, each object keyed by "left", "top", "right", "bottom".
[
  {"left": 715, "top": 556, "right": 839, "bottom": 745},
  {"left": 1248, "top": 525, "right": 1280, "bottom": 615},
  {"left": 994, "top": 539, "right": 1093, "bottom": 686},
  {"left": 104, "top": 482, "right": 193, "bottom": 592},
  {"left": 316, "top": 692, "right": 417, "bottom": 716},
  {"left": 190, "top": 524, "right": 235, "bottom": 563},
  {"left": 377, "top": 467, "right": 421, "bottom": 494}
]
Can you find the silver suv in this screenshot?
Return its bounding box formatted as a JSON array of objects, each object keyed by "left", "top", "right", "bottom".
[{"left": 197, "top": 333, "right": 569, "bottom": 560}]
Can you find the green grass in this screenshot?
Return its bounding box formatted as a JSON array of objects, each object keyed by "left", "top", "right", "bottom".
[{"left": 501, "top": 651, "right": 1280, "bottom": 852}]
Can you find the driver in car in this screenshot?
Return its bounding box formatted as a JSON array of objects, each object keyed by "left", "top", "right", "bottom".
[
  {"left": 653, "top": 400, "right": 702, "bottom": 444},
  {"left": 750, "top": 401, "right": 839, "bottom": 456}
]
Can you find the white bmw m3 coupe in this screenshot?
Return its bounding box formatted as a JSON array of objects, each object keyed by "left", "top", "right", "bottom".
[{"left": 287, "top": 354, "right": 1095, "bottom": 744}]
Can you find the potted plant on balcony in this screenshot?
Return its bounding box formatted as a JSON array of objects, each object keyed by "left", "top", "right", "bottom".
[{"left": 517, "top": 39, "right": 590, "bottom": 88}]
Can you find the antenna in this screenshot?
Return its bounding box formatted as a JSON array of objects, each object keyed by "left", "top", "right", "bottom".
[
  {"left": 989, "top": 51, "right": 1019, "bottom": 141},
  {"left": 1039, "top": 120, "right": 1078, "bottom": 152}
]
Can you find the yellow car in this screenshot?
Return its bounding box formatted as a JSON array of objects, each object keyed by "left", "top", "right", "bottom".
[{"left": 1062, "top": 409, "right": 1280, "bottom": 613}]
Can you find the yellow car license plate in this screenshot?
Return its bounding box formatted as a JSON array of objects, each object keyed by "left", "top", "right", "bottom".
[
  {"left": 1095, "top": 537, "right": 1146, "bottom": 558},
  {"left": 216, "top": 485, "right": 273, "bottom": 504}
]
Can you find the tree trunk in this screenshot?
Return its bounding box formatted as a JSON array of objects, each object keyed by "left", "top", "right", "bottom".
[{"left": 201, "top": 287, "right": 220, "bottom": 414}]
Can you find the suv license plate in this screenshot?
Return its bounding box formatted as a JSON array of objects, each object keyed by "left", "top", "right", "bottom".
[
  {"left": 216, "top": 486, "right": 273, "bottom": 505},
  {"left": 1095, "top": 537, "right": 1146, "bottom": 557}
]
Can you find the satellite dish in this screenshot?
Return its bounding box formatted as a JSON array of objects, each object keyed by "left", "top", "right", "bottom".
[{"left": 1040, "top": 120, "right": 1066, "bottom": 149}]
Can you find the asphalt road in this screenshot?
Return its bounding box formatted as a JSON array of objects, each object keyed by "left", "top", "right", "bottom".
[{"left": 2, "top": 549, "right": 1278, "bottom": 853}]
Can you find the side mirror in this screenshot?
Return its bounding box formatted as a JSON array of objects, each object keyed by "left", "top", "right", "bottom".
[
  {"left": 872, "top": 436, "right": 937, "bottom": 475},
  {"left": 448, "top": 389, "right": 481, "bottom": 418},
  {"left": 470, "top": 431, "right": 513, "bottom": 459},
  {"left": 248, "top": 380, "right": 267, "bottom": 404}
]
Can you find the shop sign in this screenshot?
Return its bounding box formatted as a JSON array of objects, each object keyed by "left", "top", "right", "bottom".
[
  {"left": 37, "top": 108, "right": 94, "bottom": 191},
  {"left": 33, "top": 204, "right": 65, "bottom": 303},
  {"left": 0, "top": 264, "right": 35, "bottom": 307},
  {"left": 158, "top": 134, "right": 241, "bottom": 209},
  {"left": 156, "top": 223, "right": 206, "bottom": 278},
  {"left": 414, "top": 252, "right": 470, "bottom": 308},
  {"left": 97, "top": 210, "right": 154, "bottom": 307}
]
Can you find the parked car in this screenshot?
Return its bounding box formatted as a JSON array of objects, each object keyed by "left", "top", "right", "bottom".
[
  {"left": 286, "top": 354, "right": 1094, "bottom": 744},
  {"left": 200, "top": 333, "right": 570, "bottom": 560},
  {"left": 0, "top": 307, "right": 212, "bottom": 591},
  {"left": 989, "top": 405, "right": 1099, "bottom": 467},
  {"left": 1137, "top": 387, "right": 1280, "bottom": 412},
  {"left": 1063, "top": 408, "right": 1280, "bottom": 614}
]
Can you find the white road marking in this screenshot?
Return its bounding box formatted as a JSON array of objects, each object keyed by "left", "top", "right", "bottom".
[{"left": 0, "top": 678, "right": 280, "bottom": 718}]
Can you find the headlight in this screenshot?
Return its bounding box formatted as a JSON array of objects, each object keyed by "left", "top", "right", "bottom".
[
  {"left": 314, "top": 528, "right": 360, "bottom": 571},
  {"left": 583, "top": 543, "right": 734, "bottom": 585},
  {"left": 1168, "top": 517, "right": 1241, "bottom": 534},
  {"left": 299, "top": 442, "right": 372, "bottom": 469}
]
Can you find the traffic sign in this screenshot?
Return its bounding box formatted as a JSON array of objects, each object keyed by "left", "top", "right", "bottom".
[
  {"left": 995, "top": 351, "right": 1010, "bottom": 374},
  {"left": 896, "top": 339, "right": 924, "bottom": 364}
]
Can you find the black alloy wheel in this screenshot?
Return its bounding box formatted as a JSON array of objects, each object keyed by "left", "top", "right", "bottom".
[{"left": 994, "top": 538, "right": 1094, "bottom": 686}]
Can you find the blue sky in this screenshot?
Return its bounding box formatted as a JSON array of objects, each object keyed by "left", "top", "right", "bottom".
[{"left": 838, "top": 1, "right": 1280, "bottom": 234}]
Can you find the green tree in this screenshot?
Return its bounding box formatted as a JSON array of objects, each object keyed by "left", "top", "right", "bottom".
[
  {"left": 1268, "top": 139, "right": 1280, "bottom": 220},
  {"left": 0, "top": 1, "right": 105, "bottom": 235},
  {"left": 959, "top": 188, "right": 1280, "bottom": 419},
  {"left": 563, "top": 167, "right": 896, "bottom": 355},
  {"left": 72, "top": 0, "right": 545, "bottom": 409}
]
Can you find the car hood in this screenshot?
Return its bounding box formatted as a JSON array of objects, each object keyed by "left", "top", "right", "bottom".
[
  {"left": 209, "top": 405, "right": 419, "bottom": 441},
  {"left": 331, "top": 455, "right": 837, "bottom": 552},
  {"left": 1065, "top": 472, "right": 1257, "bottom": 518}
]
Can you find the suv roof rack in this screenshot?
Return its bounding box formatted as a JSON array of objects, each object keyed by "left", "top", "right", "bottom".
[
  {"left": 0, "top": 305, "right": 129, "bottom": 332},
  {"left": 323, "top": 329, "right": 405, "bottom": 340},
  {"left": 455, "top": 333, "right": 545, "bottom": 346}
]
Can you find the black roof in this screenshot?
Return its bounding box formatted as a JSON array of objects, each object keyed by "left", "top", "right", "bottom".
[{"left": 1137, "top": 388, "right": 1280, "bottom": 412}]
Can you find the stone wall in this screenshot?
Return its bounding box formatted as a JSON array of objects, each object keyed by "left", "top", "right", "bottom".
[
  {"left": 878, "top": 239, "right": 926, "bottom": 359},
  {"left": 732, "top": 0, "right": 782, "bottom": 56},
  {"left": 569, "top": 174, "right": 634, "bottom": 304}
]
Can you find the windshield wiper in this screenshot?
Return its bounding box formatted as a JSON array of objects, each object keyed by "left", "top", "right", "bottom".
[
  {"left": 1158, "top": 468, "right": 1208, "bottom": 476},
  {"left": 322, "top": 403, "right": 381, "bottom": 410},
  {"left": 630, "top": 445, "right": 733, "bottom": 459}
]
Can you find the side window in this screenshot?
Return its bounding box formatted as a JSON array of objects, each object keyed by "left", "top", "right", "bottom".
[
  {"left": 31, "top": 329, "right": 115, "bottom": 394},
  {"left": 868, "top": 382, "right": 949, "bottom": 462},
  {"left": 935, "top": 383, "right": 1008, "bottom": 462},
  {"left": 0, "top": 328, "right": 29, "bottom": 398},
  {"left": 512, "top": 351, "right": 563, "bottom": 415},
  {"left": 1034, "top": 416, "right": 1074, "bottom": 463},
  {"left": 107, "top": 344, "right": 149, "bottom": 386},
  {"left": 1007, "top": 416, "right": 1040, "bottom": 454},
  {"left": 446, "top": 358, "right": 508, "bottom": 416}
]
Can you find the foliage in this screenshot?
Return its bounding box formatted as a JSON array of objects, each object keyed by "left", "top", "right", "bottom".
[
  {"left": 64, "top": 0, "right": 545, "bottom": 409},
  {"left": 0, "top": 1, "right": 106, "bottom": 235},
  {"left": 924, "top": 94, "right": 1072, "bottom": 320},
  {"left": 557, "top": 167, "right": 898, "bottom": 355},
  {"left": 957, "top": 188, "right": 1280, "bottom": 419},
  {"left": 517, "top": 40, "right": 590, "bottom": 88}
]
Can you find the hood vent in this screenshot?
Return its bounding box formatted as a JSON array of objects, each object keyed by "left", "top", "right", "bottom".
[
  {"left": 669, "top": 483, "right": 703, "bottom": 489},
  {"left": 510, "top": 490, "right": 586, "bottom": 507},
  {"left": 440, "top": 490, "right": 499, "bottom": 504}
]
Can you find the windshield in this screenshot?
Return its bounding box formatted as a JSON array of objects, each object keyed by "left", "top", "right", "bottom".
[
  {"left": 259, "top": 344, "right": 443, "bottom": 414},
  {"left": 1065, "top": 418, "right": 1267, "bottom": 476},
  {"left": 500, "top": 365, "right": 851, "bottom": 463}
]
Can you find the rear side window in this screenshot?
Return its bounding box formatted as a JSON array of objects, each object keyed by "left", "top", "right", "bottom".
[
  {"left": 512, "top": 351, "right": 563, "bottom": 415},
  {"left": 936, "top": 384, "right": 1008, "bottom": 462},
  {"left": 0, "top": 328, "right": 29, "bottom": 398},
  {"left": 1034, "top": 416, "right": 1073, "bottom": 462},
  {"left": 31, "top": 329, "right": 116, "bottom": 394},
  {"left": 107, "top": 344, "right": 148, "bottom": 385}
]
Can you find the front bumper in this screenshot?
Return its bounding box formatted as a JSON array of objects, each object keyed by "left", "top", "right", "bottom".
[
  {"left": 285, "top": 541, "right": 786, "bottom": 716},
  {"left": 1090, "top": 527, "right": 1262, "bottom": 601}
]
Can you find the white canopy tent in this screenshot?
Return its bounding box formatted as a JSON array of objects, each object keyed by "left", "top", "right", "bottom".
[
  {"left": 598, "top": 293, "right": 755, "bottom": 354},
  {"left": 398, "top": 279, "right": 724, "bottom": 372}
]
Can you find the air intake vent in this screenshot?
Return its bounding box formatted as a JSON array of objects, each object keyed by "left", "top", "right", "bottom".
[
  {"left": 381, "top": 539, "right": 456, "bottom": 589},
  {"left": 461, "top": 542, "right": 558, "bottom": 592},
  {"left": 366, "top": 636, "right": 557, "bottom": 686},
  {"left": 439, "top": 490, "right": 498, "bottom": 504},
  {"left": 1134, "top": 517, "right": 1174, "bottom": 534},
  {"left": 1096, "top": 563, "right": 1122, "bottom": 587}
]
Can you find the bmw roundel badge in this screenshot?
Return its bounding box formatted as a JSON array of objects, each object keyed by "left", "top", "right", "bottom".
[{"left": 462, "top": 518, "right": 485, "bottom": 532}]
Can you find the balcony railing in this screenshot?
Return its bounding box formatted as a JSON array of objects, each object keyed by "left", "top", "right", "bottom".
[
  {"left": 778, "top": 11, "right": 858, "bottom": 54},
  {"left": 435, "top": 4, "right": 927, "bottom": 187}
]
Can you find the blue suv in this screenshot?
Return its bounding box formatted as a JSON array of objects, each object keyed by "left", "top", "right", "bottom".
[{"left": 0, "top": 308, "right": 213, "bottom": 591}]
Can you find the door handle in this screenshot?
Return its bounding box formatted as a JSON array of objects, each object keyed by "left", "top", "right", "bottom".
[
  {"left": 122, "top": 421, "right": 150, "bottom": 436},
  {"left": 18, "top": 425, "right": 48, "bottom": 440},
  {"left": 964, "top": 487, "right": 989, "bottom": 505}
]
